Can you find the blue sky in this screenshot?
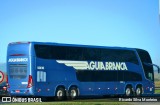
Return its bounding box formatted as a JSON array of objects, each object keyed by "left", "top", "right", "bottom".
[{"left": 0, "top": 0, "right": 160, "bottom": 69}]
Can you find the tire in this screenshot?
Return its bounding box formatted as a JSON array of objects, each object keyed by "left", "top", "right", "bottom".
[
  {"left": 55, "top": 87, "right": 66, "bottom": 101},
  {"left": 136, "top": 86, "right": 142, "bottom": 97},
  {"left": 68, "top": 87, "right": 78, "bottom": 100},
  {"left": 125, "top": 86, "right": 132, "bottom": 97}
]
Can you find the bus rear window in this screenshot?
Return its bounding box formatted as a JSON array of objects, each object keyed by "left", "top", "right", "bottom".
[{"left": 9, "top": 64, "right": 27, "bottom": 79}]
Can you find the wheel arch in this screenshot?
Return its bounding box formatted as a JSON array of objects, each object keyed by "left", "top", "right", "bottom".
[
  {"left": 136, "top": 84, "right": 143, "bottom": 88},
  {"left": 54, "top": 85, "right": 66, "bottom": 96},
  {"left": 125, "top": 84, "right": 133, "bottom": 89}
]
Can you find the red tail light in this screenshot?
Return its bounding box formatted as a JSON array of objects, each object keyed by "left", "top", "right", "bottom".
[
  {"left": 6, "top": 75, "right": 10, "bottom": 88},
  {"left": 10, "top": 54, "right": 25, "bottom": 56},
  {"left": 9, "top": 42, "right": 30, "bottom": 45},
  {"left": 27, "top": 75, "right": 33, "bottom": 88}
]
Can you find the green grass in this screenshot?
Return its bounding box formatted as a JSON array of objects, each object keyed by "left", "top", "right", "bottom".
[
  {"left": 3, "top": 102, "right": 131, "bottom": 105},
  {"left": 155, "top": 89, "right": 160, "bottom": 94},
  {"left": 155, "top": 81, "right": 160, "bottom": 87}
]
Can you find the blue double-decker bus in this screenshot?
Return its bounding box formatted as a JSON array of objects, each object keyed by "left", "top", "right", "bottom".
[{"left": 6, "top": 42, "right": 159, "bottom": 100}]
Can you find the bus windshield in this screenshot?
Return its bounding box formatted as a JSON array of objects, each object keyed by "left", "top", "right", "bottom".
[{"left": 137, "top": 49, "right": 154, "bottom": 81}]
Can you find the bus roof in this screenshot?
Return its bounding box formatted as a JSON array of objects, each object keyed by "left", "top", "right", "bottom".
[{"left": 9, "top": 41, "right": 144, "bottom": 51}]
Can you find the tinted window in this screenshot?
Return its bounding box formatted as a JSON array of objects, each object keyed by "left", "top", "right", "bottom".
[
  {"left": 34, "top": 44, "right": 139, "bottom": 64},
  {"left": 9, "top": 64, "right": 27, "bottom": 79},
  {"left": 122, "top": 71, "right": 142, "bottom": 81},
  {"left": 76, "top": 70, "right": 142, "bottom": 82},
  {"left": 101, "top": 49, "right": 138, "bottom": 64},
  {"left": 34, "top": 45, "right": 83, "bottom": 60}
]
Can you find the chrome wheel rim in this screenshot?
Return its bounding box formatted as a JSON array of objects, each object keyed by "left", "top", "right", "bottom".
[
  {"left": 136, "top": 88, "right": 141, "bottom": 96},
  {"left": 126, "top": 88, "right": 131, "bottom": 96},
  {"left": 71, "top": 90, "right": 77, "bottom": 97},
  {"left": 57, "top": 90, "right": 63, "bottom": 97}
]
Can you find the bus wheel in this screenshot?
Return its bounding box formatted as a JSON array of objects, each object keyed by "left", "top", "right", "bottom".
[
  {"left": 68, "top": 87, "right": 78, "bottom": 100},
  {"left": 136, "top": 86, "right": 142, "bottom": 97},
  {"left": 125, "top": 86, "right": 132, "bottom": 97},
  {"left": 55, "top": 87, "right": 66, "bottom": 101}
]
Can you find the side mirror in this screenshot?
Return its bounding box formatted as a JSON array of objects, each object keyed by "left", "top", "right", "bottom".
[{"left": 143, "top": 62, "right": 160, "bottom": 73}]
